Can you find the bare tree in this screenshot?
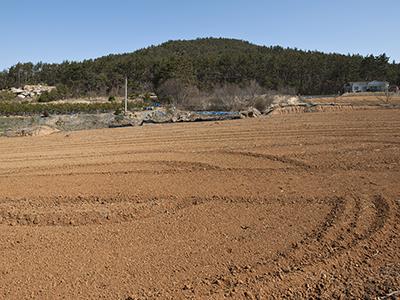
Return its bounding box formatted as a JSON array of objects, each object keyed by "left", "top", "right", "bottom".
[
  {"left": 156, "top": 79, "right": 200, "bottom": 108},
  {"left": 244, "top": 80, "right": 263, "bottom": 98},
  {"left": 378, "top": 90, "right": 393, "bottom": 104},
  {"left": 211, "top": 81, "right": 266, "bottom": 110},
  {"left": 139, "top": 81, "right": 154, "bottom": 93},
  {"left": 156, "top": 79, "right": 285, "bottom": 112}
]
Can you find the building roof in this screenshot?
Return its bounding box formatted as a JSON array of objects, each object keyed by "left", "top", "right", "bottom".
[{"left": 368, "top": 80, "right": 389, "bottom": 85}]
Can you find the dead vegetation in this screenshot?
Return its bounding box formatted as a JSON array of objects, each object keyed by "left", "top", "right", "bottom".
[
  {"left": 156, "top": 79, "right": 286, "bottom": 111},
  {"left": 378, "top": 91, "right": 394, "bottom": 104}
]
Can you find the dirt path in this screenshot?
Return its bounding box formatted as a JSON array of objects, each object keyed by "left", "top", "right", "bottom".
[{"left": 0, "top": 109, "right": 399, "bottom": 299}]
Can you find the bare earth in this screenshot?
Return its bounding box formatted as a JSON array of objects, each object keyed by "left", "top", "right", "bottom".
[{"left": 0, "top": 109, "right": 399, "bottom": 299}]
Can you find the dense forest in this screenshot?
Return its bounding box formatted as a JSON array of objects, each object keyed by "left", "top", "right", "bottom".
[{"left": 1, "top": 38, "right": 399, "bottom": 97}]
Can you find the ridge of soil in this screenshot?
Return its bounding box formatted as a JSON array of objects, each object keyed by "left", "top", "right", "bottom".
[{"left": 0, "top": 108, "right": 399, "bottom": 299}]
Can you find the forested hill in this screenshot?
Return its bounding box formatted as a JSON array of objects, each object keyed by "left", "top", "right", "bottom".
[{"left": 1, "top": 38, "right": 399, "bottom": 96}]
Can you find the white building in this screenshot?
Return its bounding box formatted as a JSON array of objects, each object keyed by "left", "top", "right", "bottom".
[{"left": 344, "top": 81, "right": 389, "bottom": 93}]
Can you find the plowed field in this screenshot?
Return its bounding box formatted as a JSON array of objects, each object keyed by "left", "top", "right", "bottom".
[{"left": 0, "top": 109, "right": 399, "bottom": 299}]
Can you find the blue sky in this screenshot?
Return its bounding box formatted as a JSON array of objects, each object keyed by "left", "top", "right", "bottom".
[{"left": 1, "top": 0, "right": 399, "bottom": 70}]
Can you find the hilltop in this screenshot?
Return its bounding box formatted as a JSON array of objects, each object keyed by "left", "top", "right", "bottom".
[{"left": 1, "top": 38, "right": 399, "bottom": 97}]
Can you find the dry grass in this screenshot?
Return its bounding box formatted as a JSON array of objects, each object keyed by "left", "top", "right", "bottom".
[{"left": 308, "top": 92, "right": 400, "bottom": 105}]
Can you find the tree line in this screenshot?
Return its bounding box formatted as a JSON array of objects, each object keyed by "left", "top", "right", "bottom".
[{"left": 1, "top": 38, "right": 399, "bottom": 98}]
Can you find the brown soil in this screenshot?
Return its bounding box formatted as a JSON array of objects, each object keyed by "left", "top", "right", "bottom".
[
  {"left": 0, "top": 109, "right": 399, "bottom": 299},
  {"left": 308, "top": 93, "right": 400, "bottom": 106},
  {"left": 271, "top": 104, "right": 378, "bottom": 115}
]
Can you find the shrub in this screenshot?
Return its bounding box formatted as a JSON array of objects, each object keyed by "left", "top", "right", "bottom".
[
  {"left": 143, "top": 92, "right": 151, "bottom": 101},
  {"left": 55, "top": 84, "right": 69, "bottom": 99},
  {"left": 38, "top": 85, "right": 70, "bottom": 102},
  {"left": 108, "top": 95, "right": 116, "bottom": 102},
  {"left": 38, "top": 90, "right": 58, "bottom": 102},
  {"left": 114, "top": 107, "right": 122, "bottom": 115},
  {"left": 128, "top": 93, "right": 138, "bottom": 100},
  {"left": 0, "top": 101, "right": 140, "bottom": 116},
  {"left": 0, "top": 91, "right": 16, "bottom": 101},
  {"left": 253, "top": 96, "right": 275, "bottom": 112}
]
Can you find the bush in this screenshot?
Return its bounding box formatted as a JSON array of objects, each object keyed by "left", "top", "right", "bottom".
[
  {"left": 38, "top": 85, "right": 70, "bottom": 102},
  {"left": 114, "top": 107, "right": 122, "bottom": 115},
  {"left": 128, "top": 93, "right": 138, "bottom": 100},
  {"left": 253, "top": 97, "right": 266, "bottom": 112},
  {"left": 253, "top": 96, "right": 274, "bottom": 112},
  {"left": 0, "top": 91, "right": 16, "bottom": 101},
  {"left": 38, "top": 91, "right": 53, "bottom": 102},
  {"left": 38, "top": 90, "right": 59, "bottom": 102},
  {"left": 56, "top": 84, "right": 69, "bottom": 99},
  {"left": 108, "top": 95, "right": 116, "bottom": 102},
  {"left": 143, "top": 92, "right": 151, "bottom": 101}
]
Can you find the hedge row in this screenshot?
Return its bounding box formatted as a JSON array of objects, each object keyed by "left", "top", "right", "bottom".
[{"left": 0, "top": 101, "right": 142, "bottom": 116}]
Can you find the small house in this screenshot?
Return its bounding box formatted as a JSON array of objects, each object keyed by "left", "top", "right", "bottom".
[
  {"left": 343, "top": 82, "right": 368, "bottom": 93},
  {"left": 343, "top": 81, "right": 390, "bottom": 93},
  {"left": 367, "top": 81, "right": 389, "bottom": 92}
]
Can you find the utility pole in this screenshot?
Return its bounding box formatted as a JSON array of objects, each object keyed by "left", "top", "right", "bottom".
[{"left": 124, "top": 76, "right": 128, "bottom": 113}]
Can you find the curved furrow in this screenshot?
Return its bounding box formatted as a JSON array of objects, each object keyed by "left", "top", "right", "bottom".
[{"left": 198, "top": 195, "right": 394, "bottom": 299}]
